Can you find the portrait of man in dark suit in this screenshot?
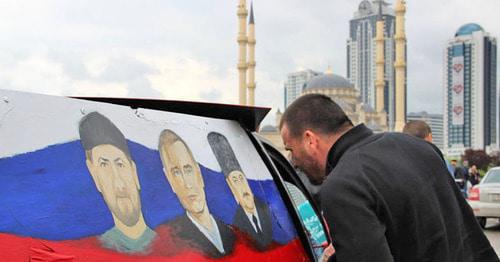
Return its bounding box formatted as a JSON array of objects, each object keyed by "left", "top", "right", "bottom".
[
  {"left": 208, "top": 132, "right": 273, "bottom": 251},
  {"left": 158, "top": 129, "right": 235, "bottom": 258}
]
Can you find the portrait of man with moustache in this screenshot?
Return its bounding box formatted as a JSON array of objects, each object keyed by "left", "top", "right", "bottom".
[{"left": 208, "top": 132, "right": 273, "bottom": 251}]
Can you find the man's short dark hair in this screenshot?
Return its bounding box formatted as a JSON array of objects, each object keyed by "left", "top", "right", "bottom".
[
  {"left": 79, "top": 112, "right": 131, "bottom": 160},
  {"left": 279, "top": 94, "right": 352, "bottom": 138},
  {"left": 402, "top": 120, "right": 431, "bottom": 140}
]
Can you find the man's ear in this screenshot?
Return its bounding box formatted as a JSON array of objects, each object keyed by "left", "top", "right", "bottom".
[
  {"left": 86, "top": 159, "right": 103, "bottom": 193},
  {"left": 131, "top": 161, "right": 140, "bottom": 191},
  {"left": 303, "top": 130, "right": 318, "bottom": 149},
  {"left": 425, "top": 133, "right": 433, "bottom": 143}
]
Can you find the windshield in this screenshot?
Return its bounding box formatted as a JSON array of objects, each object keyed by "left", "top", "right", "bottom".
[{"left": 483, "top": 170, "right": 500, "bottom": 184}]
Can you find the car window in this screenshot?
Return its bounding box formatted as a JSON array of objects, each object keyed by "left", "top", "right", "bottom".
[
  {"left": 284, "top": 182, "right": 329, "bottom": 259},
  {"left": 259, "top": 140, "right": 330, "bottom": 261},
  {"left": 483, "top": 169, "right": 500, "bottom": 183},
  {"left": 0, "top": 89, "right": 310, "bottom": 261}
]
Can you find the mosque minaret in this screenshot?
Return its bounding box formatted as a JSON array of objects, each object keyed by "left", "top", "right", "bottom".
[
  {"left": 247, "top": 3, "right": 256, "bottom": 106},
  {"left": 375, "top": 1, "right": 385, "bottom": 113},
  {"left": 237, "top": 0, "right": 248, "bottom": 105},
  {"left": 237, "top": 0, "right": 257, "bottom": 106},
  {"left": 394, "top": 0, "right": 407, "bottom": 131}
]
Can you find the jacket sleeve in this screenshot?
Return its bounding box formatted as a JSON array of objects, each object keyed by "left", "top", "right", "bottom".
[{"left": 321, "top": 161, "right": 394, "bottom": 262}]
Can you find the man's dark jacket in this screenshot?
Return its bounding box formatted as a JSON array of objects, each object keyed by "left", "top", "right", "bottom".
[
  {"left": 321, "top": 124, "right": 498, "bottom": 262},
  {"left": 233, "top": 197, "right": 273, "bottom": 250},
  {"left": 169, "top": 214, "right": 235, "bottom": 258}
]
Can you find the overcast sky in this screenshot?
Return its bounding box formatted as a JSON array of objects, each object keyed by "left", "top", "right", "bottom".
[{"left": 0, "top": 0, "right": 498, "bottom": 126}]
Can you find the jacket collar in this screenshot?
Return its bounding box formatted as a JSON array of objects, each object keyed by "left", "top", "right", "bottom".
[{"left": 325, "top": 124, "right": 373, "bottom": 175}]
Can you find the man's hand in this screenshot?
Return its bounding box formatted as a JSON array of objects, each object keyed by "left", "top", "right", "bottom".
[{"left": 321, "top": 243, "right": 335, "bottom": 262}]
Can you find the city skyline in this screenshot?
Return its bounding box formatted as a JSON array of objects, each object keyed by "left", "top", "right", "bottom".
[{"left": 0, "top": 0, "right": 498, "bottom": 126}]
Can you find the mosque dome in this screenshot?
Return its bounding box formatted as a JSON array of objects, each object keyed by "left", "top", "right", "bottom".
[
  {"left": 455, "top": 23, "right": 484, "bottom": 36},
  {"left": 305, "top": 70, "right": 354, "bottom": 90}
]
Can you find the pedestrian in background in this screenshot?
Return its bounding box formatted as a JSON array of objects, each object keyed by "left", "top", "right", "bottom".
[
  {"left": 402, "top": 120, "right": 433, "bottom": 142},
  {"left": 469, "top": 165, "right": 481, "bottom": 186},
  {"left": 279, "top": 94, "right": 497, "bottom": 262},
  {"left": 454, "top": 161, "right": 470, "bottom": 197},
  {"left": 402, "top": 120, "right": 454, "bottom": 177}
]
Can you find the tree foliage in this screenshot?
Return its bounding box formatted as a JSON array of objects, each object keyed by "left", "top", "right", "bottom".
[
  {"left": 490, "top": 151, "right": 500, "bottom": 167},
  {"left": 461, "top": 149, "right": 491, "bottom": 170}
]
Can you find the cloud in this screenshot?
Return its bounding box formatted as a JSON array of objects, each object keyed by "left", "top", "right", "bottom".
[
  {"left": 142, "top": 53, "right": 238, "bottom": 103},
  {"left": 200, "top": 88, "right": 223, "bottom": 102},
  {"left": 0, "top": 54, "right": 70, "bottom": 96},
  {"left": 0, "top": 0, "right": 497, "bottom": 125},
  {"left": 97, "top": 57, "right": 157, "bottom": 83},
  {"left": 405, "top": 0, "right": 500, "bottom": 114},
  {"left": 127, "top": 78, "right": 163, "bottom": 99},
  {"left": 71, "top": 81, "right": 129, "bottom": 97}
]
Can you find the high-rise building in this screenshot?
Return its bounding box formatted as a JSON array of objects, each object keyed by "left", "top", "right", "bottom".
[
  {"left": 347, "top": 0, "right": 407, "bottom": 131},
  {"left": 407, "top": 112, "right": 444, "bottom": 151},
  {"left": 347, "top": 0, "right": 394, "bottom": 124},
  {"left": 284, "top": 69, "right": 321, "bottom": 109},
  {"left": 444, "top": 23, "right": 497, "bottom": 157}
]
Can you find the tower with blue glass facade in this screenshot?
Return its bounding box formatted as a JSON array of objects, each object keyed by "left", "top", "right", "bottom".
[{"left": 444, "top": 23, "right": 497, "bottom": 157}]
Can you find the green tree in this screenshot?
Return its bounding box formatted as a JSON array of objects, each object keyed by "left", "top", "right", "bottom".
[
  {"left": 462, "top": 149, "right": 491, "bottom": 170},
  {"left": 490, "top": 151, "right": 500, "bottom": 167}
]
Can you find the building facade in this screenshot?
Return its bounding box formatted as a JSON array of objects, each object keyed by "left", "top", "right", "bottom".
[
  {"left": 264, "top": 69, "right": 389, "bottom": 153},
  {"left": 407, "top": 112, "right": 444, "bottom": 151},
  {"left": 301, "top": 70, "right": 388, "bottom": 132},
  {"left": 347, "top": 0, "right": 407, "bottom": 131},
  {"left": 444, "top": 23, "right": 497, "bottom": 157},
  {"left": 284, "top": 69, "right": 321, "bottom": 109}
]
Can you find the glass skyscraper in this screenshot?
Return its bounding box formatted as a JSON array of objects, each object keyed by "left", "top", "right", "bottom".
[
  {"left": 347, "top": 0, "right": 402, "bottom": 130},
  {"left": 444, "top": 23, "right": 497, "bottom": 157}
]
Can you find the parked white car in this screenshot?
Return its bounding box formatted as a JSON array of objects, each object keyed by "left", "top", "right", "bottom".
[{"left": 467, "top": 166, "right": 500, "bottom": 228}]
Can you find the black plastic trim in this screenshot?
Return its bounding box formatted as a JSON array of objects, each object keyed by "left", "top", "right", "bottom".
[
  {"left": 72, "top": 96, "right": 270, "bottom": 132},
  {"left": 246, "top": 131, "right": 316, "bottom": 261}
]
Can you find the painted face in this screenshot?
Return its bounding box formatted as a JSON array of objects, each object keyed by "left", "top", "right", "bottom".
[
  {"left": 281, "top": 125, "right": 325, "bottom": 185},
  {"left": 86, "top": 144, "right": 141, "bottom": 227},
  {"left": 162, "top": 141, "right": 206, "bottom": 215},
  {"left": 227, "top": 170, "right": 255, "bottom": 213}
]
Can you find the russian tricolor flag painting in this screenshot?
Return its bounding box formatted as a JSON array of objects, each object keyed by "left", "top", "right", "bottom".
[{"left": 0, "top": 90, "right": 307, "bottom": 261}]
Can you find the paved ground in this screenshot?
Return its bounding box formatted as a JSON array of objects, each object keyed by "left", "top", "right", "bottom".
[{"left": 484, "top": 219, "right": 500, "bottom": 256}]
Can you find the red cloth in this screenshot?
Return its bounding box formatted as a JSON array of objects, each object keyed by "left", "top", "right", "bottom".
[{"left": 0, "top": 230, "right": 308, "bottom": 261}]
